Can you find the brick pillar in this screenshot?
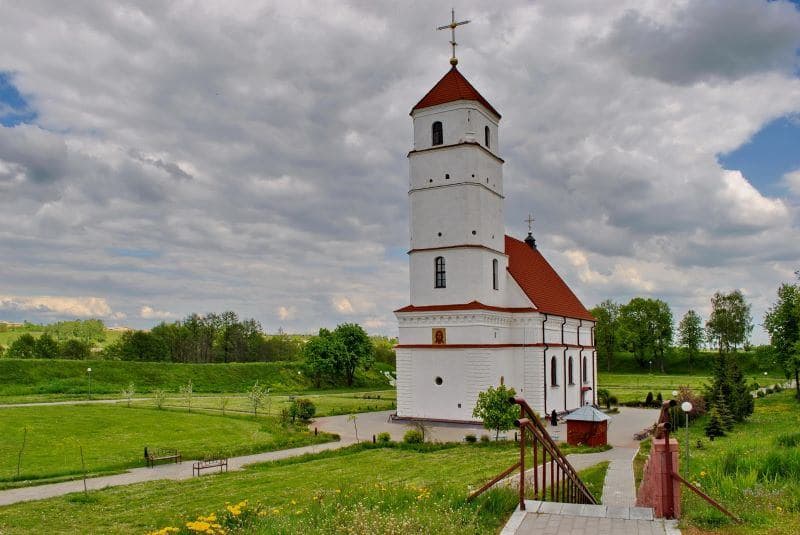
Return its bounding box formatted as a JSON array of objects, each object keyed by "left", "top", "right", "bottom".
[{"left": 636, "top": 438, "right": 680, "bottom": 518}]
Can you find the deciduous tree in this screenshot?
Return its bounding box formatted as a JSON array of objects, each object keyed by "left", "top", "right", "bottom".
[
  {"left": 678, "top": 310, "right": 704, "bottom": 373},
  {"left": 706, "top": 290, "right": 753, "bottom": 354},
  {"left": 472, "top": 384, "right": 517, "bottom": 440},
  {"left": 591, "top": 300, "right": 619, "bottom": 372},
  {"left": 764, "top": 282, "right": 800, "bottom": 400}
]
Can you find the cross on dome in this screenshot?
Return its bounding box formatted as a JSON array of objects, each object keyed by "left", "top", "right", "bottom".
[{"left": 437, "top": 9, "right": 470, "bottom": 66}]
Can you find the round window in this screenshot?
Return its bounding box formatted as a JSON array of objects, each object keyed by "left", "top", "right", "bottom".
[{"left": 435, "top": 376, "right": 443, "bottom": 386}]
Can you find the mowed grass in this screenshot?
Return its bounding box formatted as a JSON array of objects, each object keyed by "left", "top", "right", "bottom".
[
  {"left": 0, "top": 404, "right": 332, "bottom": 486},
  {"left": 138, "top": 389, "right": 397, "bottom": 417},
  {"left": 0, "top": 441, "right": 608, "bottom": 534},
  {"left": 598, "top": 372, "right": 785, "bottom": 404},
  {"left": 680, "top": 391, "right": 800, "bottom": 534}
]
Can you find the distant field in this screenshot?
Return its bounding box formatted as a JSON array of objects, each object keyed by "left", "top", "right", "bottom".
[
  {"left": 0, "top": 404, "right": 333, "bottom": 486},
  {"left": 136, "top": 389, "right": 397, "bottom": 417},
  {"left": 598, "top": 372, "right": 785, "bottom": 404},
  {"left": 0, "top": 359, "right": 393, "bottom": 399}
]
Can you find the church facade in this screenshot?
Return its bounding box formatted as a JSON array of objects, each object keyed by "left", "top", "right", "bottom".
[{"left": 394, "top": 65, "right": 597, "bottom": 422}]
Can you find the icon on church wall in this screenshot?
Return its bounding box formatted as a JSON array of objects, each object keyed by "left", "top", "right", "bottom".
[{"left": 432, "top": 328, "right": 446, "bottom": 345}]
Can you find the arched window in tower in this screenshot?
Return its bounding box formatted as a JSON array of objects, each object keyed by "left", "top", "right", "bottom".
[
  {"left": 582, "top": 356, "right": 588, "bottom": 384},
  {"left": 434, "top": 256, "right": 446, "bottom": 288},
  {"left": 432, "top": 121, "right": 443, "bottom": 146},
  {"left": 568, "top": 357, "right": 574, "bottom": 385},
  {"left": 484, "top": 125, "right": 490, "bottom": 148},
  {"left": 492, "top": 259, "right": 499, "bottom": 290},
  {"left": 550, "top": 356, "right": 557, "bottom": 386}
]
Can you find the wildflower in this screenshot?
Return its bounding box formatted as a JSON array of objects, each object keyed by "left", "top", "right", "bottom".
[
  {"left": 291, "top": 499, "right": 297, "bottom": 505},
  {"left": 335, "top": 489, "right": 341, "bottom": 493},
  {"left": 197, "top": 513, "right": 217, "bottom": 523},
  {"left": 700, "top": 471, "right": 706, "bottom": 477},
  {"left": 185, "top": 520, "right": 212, "bottom": 533},
  {"left": 777, "top": 506, "right": 783, "bottom": 513}
]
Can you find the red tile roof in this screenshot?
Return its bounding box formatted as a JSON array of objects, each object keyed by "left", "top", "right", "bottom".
[
  {"left": 505, "top": 235, "right": 595, "bottom": 321},
  {"left": 412, "top": 66, "right": 501, "bottom": 118}
]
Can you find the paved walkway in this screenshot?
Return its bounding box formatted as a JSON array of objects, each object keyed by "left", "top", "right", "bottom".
[
  {"left": 504, "top": 501, "right": 680, "bottom": 535},
  {"left": 0, "top": 398, "right": 150, "bottom": 408}
]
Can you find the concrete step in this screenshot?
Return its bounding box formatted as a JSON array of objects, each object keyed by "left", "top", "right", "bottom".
[{"left": 502, "top": 500, "right": 681, "bottom": 535}]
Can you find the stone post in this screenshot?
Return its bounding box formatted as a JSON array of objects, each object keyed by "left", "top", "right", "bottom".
[{"left": 636, "top": 438, "right": 680, "bottom": 518}]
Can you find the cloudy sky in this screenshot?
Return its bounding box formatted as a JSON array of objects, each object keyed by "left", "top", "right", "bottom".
[{"left": 1, "top": 1, "right": 799, "bottom": 342}]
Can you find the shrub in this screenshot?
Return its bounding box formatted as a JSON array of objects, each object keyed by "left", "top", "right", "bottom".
[
  {"left": 645, "top": 392, "right": 655, "bottom": 407},
  {"left": 403, "top": 429, "right": 423, "bottom": 444},
  {"left": 376, "top": 432, "right": 391, "bottom": 444},
  {"left": 288, "top": 398, "right": 316, "bottom": 422},
  {"left": 774, "top": 383, "right": 783, "bottom": 392},
  {"left": 766, "top": 388, "right": 774, "bottom": 395},
  {"left": 464, "top": 434, "right": 477, "bottom": 443},
  {"left": 676, "top": 386, "right": 707, "bottom": 419},
  {"left": 757, "top": 390, "right": 766, "bottom": 398},
  {"left": 656, "top": 392, "right": 663, "bottom": 405},
  {"left": 480, "top": 434, "right": 491, "bottom": 443},
  {"left": 153, "top": 389, "right": 167, "bottom": 410}
]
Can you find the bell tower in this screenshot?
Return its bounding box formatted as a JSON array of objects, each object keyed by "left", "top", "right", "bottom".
[{"left": 407, "top": 64, "right": 506, "bottom": 307}]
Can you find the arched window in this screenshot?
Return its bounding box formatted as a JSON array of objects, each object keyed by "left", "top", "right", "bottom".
[
  {"left": 432, "top": 121, "right": 443, "bottom": 146},
  {"left": 568, "top": 357, "right": 574, "bottom": 385},
  {"left": 582, "top": 356, "right": 588, "bottom": 383},
  {"left": 434, "top": 256, "right": 446, "bottom": 288},
  {"left": 484, "top": 125, "right": 490, "bottom": 148},
  {"left": 492, "top": 259, "right": 499, "bottom": 290},
  {"left": 550, "top": 356, "right": 557, "bottom": 386}
]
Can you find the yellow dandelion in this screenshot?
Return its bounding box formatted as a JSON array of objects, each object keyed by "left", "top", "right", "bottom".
[
  {"left": 700, "top": 471, "right": 706, "bottom": 477},
  {"left": 777, "top": 506, "right": 783, "bottom": 513}
]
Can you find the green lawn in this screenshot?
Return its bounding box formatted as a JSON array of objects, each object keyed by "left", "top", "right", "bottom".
[
  {"left": 0, "top": 404, "right": 332, "bottom": 486},
  {"left": 598, "top": 372, "right": 785, "bottom": 404},
  {"left": 136, "top": 390, "right": 396, "bottom": 417},
  {"left": 0, "top": 441, "right": 609, "bottom": 534},
  {"left": 678, "top": 391, "right": 800, "bottom": 534}
]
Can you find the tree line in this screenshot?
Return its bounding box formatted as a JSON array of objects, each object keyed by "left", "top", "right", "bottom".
[{"left": 591, "top": 289, "right": 753, "bottom": 374}]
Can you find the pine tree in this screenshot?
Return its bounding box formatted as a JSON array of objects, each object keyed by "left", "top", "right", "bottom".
[
  {"left": 715, "top": 392, "right": 735, "bottom": 431},
  {"left": 705, "top": 407, "right": 726, "bottom": 440},
  {"left": 727, "top": 356, "right": 754, "bottom": 421}
]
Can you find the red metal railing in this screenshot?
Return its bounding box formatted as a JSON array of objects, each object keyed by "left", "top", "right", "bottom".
[{"left": 467, "top": 397, "right": 597, "bottom": 508}]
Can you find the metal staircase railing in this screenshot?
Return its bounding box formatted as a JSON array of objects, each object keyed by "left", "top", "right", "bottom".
[{"left": 467, "top": 396, "right": 597, "bottom": 509}]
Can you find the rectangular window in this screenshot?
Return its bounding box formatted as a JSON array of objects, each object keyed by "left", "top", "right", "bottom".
[
  {"left": 492, "top": 259, "right": 499, "bottom": 290},
  {"left": 435, "top": 256, "right": 446, "bottom": 288}
]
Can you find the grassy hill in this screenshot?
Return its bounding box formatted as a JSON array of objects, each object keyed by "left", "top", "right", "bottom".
[{"left": 0, "top": 359, "right": 393, "bottom": 398}]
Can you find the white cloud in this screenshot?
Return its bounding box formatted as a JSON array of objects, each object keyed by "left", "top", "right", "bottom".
[
  {"left": 0, "top": 295, "right": 114, "bottom": 317},
  {"left": 277, "top": 306, "right": 295, "bottom": 321},
  {"left": 331, "top": 297, "right": 355, "bottom": 314},
  {"left": 785, "top": 169, "right": 800, "bottom": 196},
  {"left": 139, "top": 306, "right": 174, "bottom": 320}
]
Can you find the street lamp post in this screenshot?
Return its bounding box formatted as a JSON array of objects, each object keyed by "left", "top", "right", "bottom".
[
  {"left": 87, "top": 367, "right": 92, "bottom": 400},
  {"left": 681, "top": 401, "right": 693, "bottom": 477},
  {"left": 649, "top": 360, "right": 653, "bottom": 374}
]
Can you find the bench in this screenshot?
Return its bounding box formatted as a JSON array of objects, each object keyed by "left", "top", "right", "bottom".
[
  {"left": 193, "top": 458, "right": 228, "bottom": 476},
  {"left": 144, "top": 447, "right": 181, "bottom": 467}
]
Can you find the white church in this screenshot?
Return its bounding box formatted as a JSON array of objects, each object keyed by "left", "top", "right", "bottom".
[{"left": 394, "top": 56, "right": 597, "bottom": 423}]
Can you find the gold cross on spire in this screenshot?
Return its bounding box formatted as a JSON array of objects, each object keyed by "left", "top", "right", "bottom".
[
  {"left": 525, "top": 213, "right": 535, "bottom": 233},
  {"left": 437, "top": 8, "right": 470, "bottom": 66}
]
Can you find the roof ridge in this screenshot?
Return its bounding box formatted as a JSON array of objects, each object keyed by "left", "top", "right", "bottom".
[{"left": 411, "top": 66, "right": 501, "bottom": 118}]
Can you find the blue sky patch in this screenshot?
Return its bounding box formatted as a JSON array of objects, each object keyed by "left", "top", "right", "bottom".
[
  {"left": 718, "top": 115, "right": 800, "bottom": 197},
  {"left": 0, "top": 71, "right": 37, "bottom": 127}
]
